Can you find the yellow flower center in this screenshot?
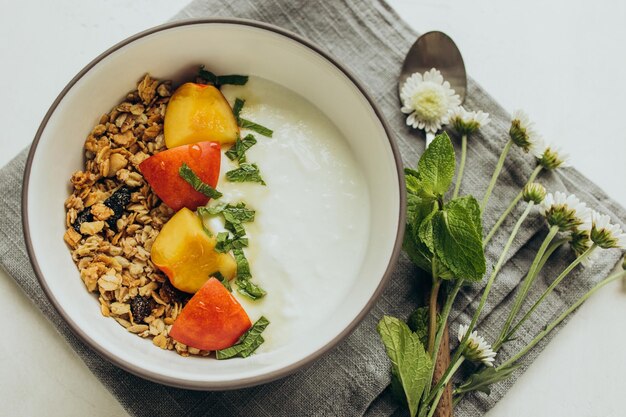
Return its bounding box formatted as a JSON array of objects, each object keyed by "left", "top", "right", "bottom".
[{"left": 411, "top": 84, "right": 448, "bottom": 122}]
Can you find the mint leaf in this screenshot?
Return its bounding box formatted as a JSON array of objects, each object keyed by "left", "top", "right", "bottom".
[
  {"left": 226, "top": 134, "right": 257, "bottom": 163},
  {"left": 179, "top": 163, "right": 222, "bottom": 199},
  {"left": 232, "top": 98, "right": 245, "bottom": 119},
  {"left": 402, "top": 224, "right": 433, "bottom": 273},
  {"left": 455, "top": 364, "right": 520, "bottom": 396},
  {"left": 226, "top": 163, "right": 266, "bottom": 185},
  {"left": 417, "top": 209, "right": 437, "bottom": 253},
  {"left": 417, "top": 132, "right": 455, "bottom": 196},
  {"left": 377, "top": 316, "right": 432, "bottom": 417},
  {"left": 432, "top": 195, "right": 486, "bottom": 281},
  {"left": 216, "top": 316, "right": 269, "bottom": 359},
  {"left": 198, "top": 67, "right": 248, "bottom": 87},
  {"left": 447, "top": 195, "right": 483, "bottom": 237},
  {"left": 239, "top": 118, "right": 273, "bottom": 137},
  {"left": 215, "top": 231, "right": 248, "bottom": 253},
  {"left": 232, "top": 248, "right": 266, "bottom": 300},
  {"left": 212, "top": 271, "right": 232, "bottom": 292},
  {"left": 407, "top": 306, "right": 441, "bottom": 347}
]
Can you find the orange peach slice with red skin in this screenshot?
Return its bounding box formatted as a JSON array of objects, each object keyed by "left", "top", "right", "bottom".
[
  {"left": 169, "top": 277, "right": 252, "bottom": 351},
  {"left": 164, "top": 82, "right": 239, "bottom": 148},
  {"left": 151, "top": 208, "right": 236, "bottom": 294}
]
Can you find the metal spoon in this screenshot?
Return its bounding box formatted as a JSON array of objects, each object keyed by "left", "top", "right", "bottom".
[{"left": 398, "top": 31, "right": 467, "bottom": 147}]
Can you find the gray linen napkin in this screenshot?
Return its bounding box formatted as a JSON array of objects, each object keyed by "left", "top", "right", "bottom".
[{"left": 1, "top": 0, "right": 624, "bottom": 416}]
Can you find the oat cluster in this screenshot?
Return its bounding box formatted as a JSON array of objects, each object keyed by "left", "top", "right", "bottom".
[{"left": 63, "top": 75, "right": 207, "bottom": 357}]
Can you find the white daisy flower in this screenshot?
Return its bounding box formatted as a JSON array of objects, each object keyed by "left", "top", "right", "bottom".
[
  {"left": 509, "top": 110, "right": 542, "bottom": 153},
  {"left": 458, "top": 324, "right": 496, "bottom": 367},
  {"left": 540, "top": 192, "right": 590, "bottom": 231},
  {"left": 531, "top": 138, "right": 570, "bottom": 170},
  {"left": 400, "top": 68, "right": 461, "bottom": 134},
  {"left": 449, "top": 106, "right": 491, "bottom": 136},
  {"left": 590, "top": 211, "right": 626, "bottom": 249}
]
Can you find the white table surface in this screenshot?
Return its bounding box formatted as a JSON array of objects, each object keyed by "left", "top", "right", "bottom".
[{"left": 1, "top": 0, "right": 625, "bottom": 416}]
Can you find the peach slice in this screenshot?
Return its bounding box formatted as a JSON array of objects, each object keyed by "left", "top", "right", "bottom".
[
  {"left": 151, "top": 208, "right": 236, "bottom": 293},
  {"left": 169, "top": 278, "right": 252, "bottom": 351},
  {"left": 164, "top": 82, "right": 239, "bottom": 148}
]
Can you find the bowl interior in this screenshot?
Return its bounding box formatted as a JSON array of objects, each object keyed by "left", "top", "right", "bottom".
[{"left": 25, "top": 20, "right": 402, "bottom": 389}]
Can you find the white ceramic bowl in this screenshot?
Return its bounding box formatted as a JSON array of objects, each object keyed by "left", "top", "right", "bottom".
[{"left": 23, "top": 19, "right": 405, "bottom": 390}]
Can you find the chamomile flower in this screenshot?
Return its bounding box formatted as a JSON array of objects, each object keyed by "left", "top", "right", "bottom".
[
  {"left": 458, "top": 324, "right": 496, "bottom": 367},
  {"left": 540, "top": 192, "right": 590, "bottom": 232},
  {"left": 400, "top": 68, "right": 461, "bottom": 134},
  {"left": 532, "top": 138, "right": 569, "bottom": 170},
  {"left": 590, "top": 211, "right": 626, "bottom": 249},
  {"left": 449, "top": 106, "right": 491, "bottom": 136},
  {"left": 522, "top": 182, "right": 546, "bottom": 204},
  {"left": 569, "top": 220, "right": 599, "bottom": 267},
  {"left": 509, "top": 110, "right": 542, "bottom": 153}
]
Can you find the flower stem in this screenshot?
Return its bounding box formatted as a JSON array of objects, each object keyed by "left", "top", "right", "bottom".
[
  {"left": 536, "top": 237, "right": 570, "bottom": 274},
  {"left": 452, "top": 134, "right": 468, "bottom": 199},
  {"left": 481, "top": 139, "right": 513, "bottom": 212},
  {"left": 483, "top": 165, "right": 543, "bottom": 246},
  {"left": 498, "top": 268, "right": 626, "bottom": 370},
  {"left": 504, "top": 245, "right": 597, "bottom": 343},
  {"left": 426, "top": 357, "right": 465, "bottom": 417},
  {"left": 495, "top": 225, "right": 560, "bottom": 349},
  {"left": 427, "top": 277, "right": 441, "bottom": 354},
  {"left": 441, "top": 202, "right": 534, "bottom": 390}
]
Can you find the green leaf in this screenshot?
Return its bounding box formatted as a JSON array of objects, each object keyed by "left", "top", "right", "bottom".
[
  {"left": 215, "top": 316, "right": 269, "bottom": 359},
  {"left": 407, "top": 307, "right": 429, "bottom": 346},
  {"left": 215, "top": 231, "right": 248, "bottom": 253},
  {"left": 212, "top": 271, "right": 232, "bottom": 292},
  {"left": 377, "top": 316, "right": 432, "bottom": 417},
  {"left": 448, "top": 195, "right": 483, "bottom": 237},
  {"left": 403, "top": 223, "right": 433, "bottom": 273},
  {"left": 239, "top": 118, "right": 274, "bottom": 137},
  {"left": 417, "top": 132, "right": 455, "bottom": 196},
  {"left": 455, "top": 364, "right": 520, "bottom": 396},
  {"left": 226, "top": 163, "right": 266, "bottom": 185},
  {"left": 432, "top": 196, "right": 486, "bottom": 281},
  {"left": 232, "top": 248, "right": 266, "bottom": 300},
  {"left": 232, "top": 98, "right": 245, "bottom": 119},
  {"left": 417, "top": 209, "right": 437, "bottom": 253},
  {"left": 225, "top": 134, "right": 257, "bottom": 163},
  {"left": 179, "top": 163, "right": 223, "bottom": 199},
  {"left": 198, "top": 67, "right": 248, "bottom": 87}
]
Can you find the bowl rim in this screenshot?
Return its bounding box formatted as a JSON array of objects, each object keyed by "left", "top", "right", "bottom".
[{"left": 22, "top": 17, "right": 406, "bottom": 390}]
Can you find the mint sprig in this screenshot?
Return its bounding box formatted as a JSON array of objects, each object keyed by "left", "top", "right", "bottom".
[
  {"left": 198, "top": 67, "right": 248, "bottom": 87},
  {"left": 226, "top": 134, "right": 257, "bottom": 163},
  {"left": 215, "top": 316, "right": 270, "bottom": 359},
  {"left": 377, "top": 316, "right": 432, "bottom": 417},
  {"left": 179, "top": 163, "right": 222, "bottom": 199},
  {"left": 226, "top": 163, "right": 266, "bottom": 185}
]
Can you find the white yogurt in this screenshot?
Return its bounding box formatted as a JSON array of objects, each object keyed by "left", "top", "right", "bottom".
[{"left": 208, "top": 78, "right": 370, "bottom": 351}]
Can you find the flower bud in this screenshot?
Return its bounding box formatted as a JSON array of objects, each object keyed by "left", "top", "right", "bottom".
[{"left": 523, "top": 182, "right": 546, "bottom": 204}]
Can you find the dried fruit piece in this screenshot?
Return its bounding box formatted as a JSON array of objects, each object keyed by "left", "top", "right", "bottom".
[{"left": 130, "top": 296, "right": 154, "bottom": 323}]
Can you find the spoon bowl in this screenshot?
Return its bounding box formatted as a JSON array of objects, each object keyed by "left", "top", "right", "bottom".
[{"left": 398, "top": 31, "right": 467, "bottom": 102}]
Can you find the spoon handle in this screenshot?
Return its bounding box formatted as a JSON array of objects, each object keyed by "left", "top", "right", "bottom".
[{"left": 426, "top": 131, "right": 436, "bottom": 147}]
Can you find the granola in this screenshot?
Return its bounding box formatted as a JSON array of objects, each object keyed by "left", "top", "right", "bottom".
[{"left": 63, "top": 75, "right": 204, "bottom": 357}]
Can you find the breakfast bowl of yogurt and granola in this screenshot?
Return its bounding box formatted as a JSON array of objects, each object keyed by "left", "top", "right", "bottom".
[{"left": 22, "top": 19, "right": 405, "bottom": 389}]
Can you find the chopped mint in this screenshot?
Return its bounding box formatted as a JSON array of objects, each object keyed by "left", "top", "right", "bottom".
[
  {"left": 179, "top": 163, "right": 222, "bottom": 199},
  {"left": 226, "top": 163, "right": 266, "bottom": 185}
]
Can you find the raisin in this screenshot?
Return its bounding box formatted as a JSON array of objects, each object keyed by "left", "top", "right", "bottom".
[
  {"left": 160, "top": 280, "right": 185, "bottom": 303},
  {"left": 103, "top": 186, "right": 131, "bottom": 230},
  {"left": 72, "top": 209, "right": 94, "bottom": 233},
  {"left": 130, "top": 296, "right": 154, "bottom": 323}
]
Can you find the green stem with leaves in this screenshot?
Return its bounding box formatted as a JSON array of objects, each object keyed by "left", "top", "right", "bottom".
[
  {"left": 498, "top": 268, "right": 626, "bottom": 370},
  {"left": 425, "top": 357, "right": 465, "bottom": 417},
  {"left": 495, "top": 225, "right": 560, "bottom": 348},
  {"left": 483, "top": 165, "right": 543, "bottom": 246},
  {"left": 435, "top": 201, "right": 534, "bottom": 401},
  {"left": 503, "top": 245, "right": 597, "bottom": 344},
  {"left": 481, "top": 139, "right": 513, "bottom": 211},
  {"left": 452, "top": 134, "right": 468, "bottom": 199}
]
